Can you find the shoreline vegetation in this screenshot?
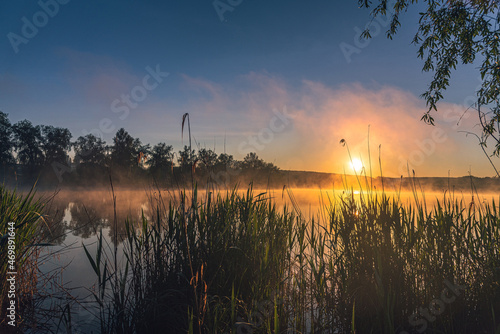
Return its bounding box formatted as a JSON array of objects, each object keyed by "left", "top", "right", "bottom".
[
  {"left": 1, "top": 113, "right": 499, "bottom": 332},
  {"left": 83, "top": 179, "right": 500, "bottom": 333},
  {"left": 1, "top": 111, "right": 499, "bottom": 193},
  {"left": 1, "top": 173, "right": 499, "bottom": 333},
  {"left": 0, "top": 185, "right": 49, "bottom": 333}
]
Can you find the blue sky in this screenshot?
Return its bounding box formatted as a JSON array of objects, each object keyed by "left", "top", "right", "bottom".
[{"left": 0, "top": 0, "right": 494, "bottom": 177}]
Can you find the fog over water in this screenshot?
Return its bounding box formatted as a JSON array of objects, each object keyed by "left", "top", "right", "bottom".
[
  {"left": 38, "top": 184, "right": 499, "bottom": 246},
  {"left": 27, "top": 183, "right": 497, "bottom": 331}
]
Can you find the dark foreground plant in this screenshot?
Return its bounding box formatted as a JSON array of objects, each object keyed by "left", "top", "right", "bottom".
[
  {"left": 0, "top": 184, "right": 46, "bottom": 331},
  {"left": 86, "top": 181, "right": 500, "bottom": 333},
  {"left": 85, "top": 185, "right": 294, "bottom": 333}
]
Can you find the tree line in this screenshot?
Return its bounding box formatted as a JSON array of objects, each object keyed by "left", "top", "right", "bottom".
[{"left": 0, "top": 111, "right": 278, "bottom": 186}]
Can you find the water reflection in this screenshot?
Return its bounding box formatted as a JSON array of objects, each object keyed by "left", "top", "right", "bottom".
[
  {"left": 40, "top": 189, "right": 152, "bottom": 245},
  {"left": 38, "top": 187, "right": 498, "bottom": 247},
  {"left": 31, "top": 186, "right": 497, "bottom": 332}
]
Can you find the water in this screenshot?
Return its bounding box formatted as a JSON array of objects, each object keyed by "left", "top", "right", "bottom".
[{"left": 32, "top": 186, "right": 496, "bottom": 332}]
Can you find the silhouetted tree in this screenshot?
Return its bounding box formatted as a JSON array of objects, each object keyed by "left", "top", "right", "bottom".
[
  {"left": 0, "top": 112, "right": 14, "bottom": 166},
  {"left": 110, "top": 128, "right": 140, "bottom": 172},
  {"left": 197, "top": 148, "right": 218, "bottom": 172},
  {"left": 2, "top": 116, "right": 286, "bottom": 186},
  {"left": 217, "top": 153, "right": 235, "bottom": 169},
  {"left": 178, "top": 145, "right": 196, "bottom": 172},
  {"left": 12, "top": 120, "right": 44, "bottom": 174},
  {"left": 358, "top": 0, "right": 500, "bottom": 159},
  {"left": 241, "top": 152, "right": 278, "bottom": 170},
  {"left": 72, "top": 134, "right": 108, "bottom": 185},
  {"left": 73, "top": 134, "right": 107, "bottom": 167},
  {"left": 41, "top": 125, "right": 72, "bottom": 166},
  {"left": 149, "top": 142, "right": 174, "bottom": 176}
]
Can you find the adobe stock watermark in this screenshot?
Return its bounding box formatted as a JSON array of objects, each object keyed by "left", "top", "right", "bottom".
[
  {"left": 51, "top": 64, "right": 169, "bottom": 182},
  {"left": 5, "top": 222, "right": 17, "bottom": 327},
  {"left": 209, "top": 106, "right": 295, "bottom": 187},
  {"left": 339, "top": 0, "right": 395, "bottom": 63},
  {"left": 83, "top": 64, "right": 169, "bottom": 139},
  {"left": 397, "top": 127, "right": 448, "bottom": 176},
  {"left": 400, "top": 280, "right": 466, "bottom": 333},
  {"left": 237, "top": 106, "right": 294, "bottom": 154},
  {"left": 7, "top": 0, "right": 71, "bottom": 54},
  {"left": 397, "top": 80, "right": 478, "bottom": 176},
  {"left": 213, "top": 0, "right": 244, "bottom": 22}
]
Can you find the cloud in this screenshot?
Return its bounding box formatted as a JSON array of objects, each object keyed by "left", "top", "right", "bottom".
[
  {"left": 178, "top": 71, "right": 292, "bottom": 127},
  {"left": 291, "top": 83, "right": 435, "bottom": 174},
  {"left": 174, "top": 71, "right": 491, "bottom": 177},
  {"left": 180, "top": 74, "right": 224, "bottom": 98},
  {"left": 56, "top": 47, "right": 140, "bottom": 105}
]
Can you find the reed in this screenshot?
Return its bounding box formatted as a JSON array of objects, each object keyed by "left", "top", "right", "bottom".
[
  {"left": 0, "top": 184, "right": 47, "bottom": 330},
  {"left": 84, "top": 180, "right": 500, "bottom": 333}
]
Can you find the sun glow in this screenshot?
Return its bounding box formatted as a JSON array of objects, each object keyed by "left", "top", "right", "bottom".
[{"left": 350, "top": 158, "right": 364, "bottom": 174}]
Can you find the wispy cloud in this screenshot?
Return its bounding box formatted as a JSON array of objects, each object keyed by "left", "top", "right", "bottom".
[
  {"left": 173, "top": 72, "right": 490, "bottom": 176},
  {"left": 33, "top": 56, "right": 489, "bottom": 176},
  {"left": 56, "top": 47, "right": 140, "bottom": 105}
]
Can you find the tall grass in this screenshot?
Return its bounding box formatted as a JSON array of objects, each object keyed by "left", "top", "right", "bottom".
[
  {"left": 85, "top": 184, "right": 294, "bottom": 333},
  {"left": 85, "top": 179, "right": 500, "bottom": 333},
  {"left": 0, "top": 184, "right": 47, "bottom": 330}
]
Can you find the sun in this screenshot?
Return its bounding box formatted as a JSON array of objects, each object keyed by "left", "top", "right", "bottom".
[{"left": 350, "top": 158, "right": 364, "bottom": 174}]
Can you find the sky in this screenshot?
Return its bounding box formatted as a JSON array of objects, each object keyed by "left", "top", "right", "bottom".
[{"left": 0, "top": 0, "right": 496, "bottom": 177}]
